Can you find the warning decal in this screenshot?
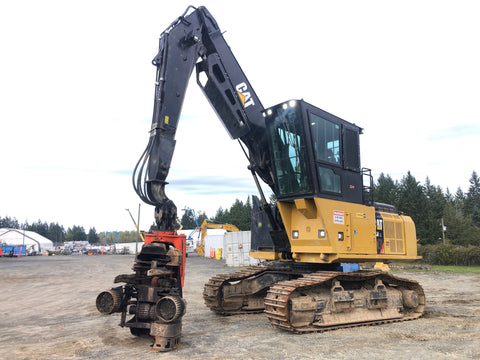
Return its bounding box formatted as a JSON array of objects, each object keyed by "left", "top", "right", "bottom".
[{"left": 333, "top": 210, "right": 345, "bottom": 225}]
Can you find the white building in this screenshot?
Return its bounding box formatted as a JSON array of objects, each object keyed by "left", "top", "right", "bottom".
[{"left": 0, "top": 228, "right": 54, "bottom": 254}]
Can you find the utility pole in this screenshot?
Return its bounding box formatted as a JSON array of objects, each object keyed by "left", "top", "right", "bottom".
[
  {"left": 126, "top": 206, "right": 144, "bottom": 254},
  {"left": 441, "top": 218, "right": 446, "bottom": 245}
]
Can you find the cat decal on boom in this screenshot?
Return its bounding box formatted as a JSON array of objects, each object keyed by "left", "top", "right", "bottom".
[{"left": 236, "top": 82, "right": 255, "bottom": 108}]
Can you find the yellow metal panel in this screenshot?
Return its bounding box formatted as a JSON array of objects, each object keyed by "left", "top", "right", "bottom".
[
  {"left": 277, "top": 198, "right": 376, "bottom": 260},
  {"left": 275, "top": 198, "right": 419, "bottom": 263},
  {"left": 249, "top": 250, "right": 279, "bottom": 260},
  {"left": 294, "top": 198, "right": 317, "bottom": 219},
  {"left": 381, "top": 212, "right": 407, "bottom": 255},
  {"left": 402, "top": 214, "right": 418, "bottom": 258}
]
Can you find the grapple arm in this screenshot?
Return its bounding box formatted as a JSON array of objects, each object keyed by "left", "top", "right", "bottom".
[{"left": 133, "top": 6, "right": 274, "bottom": 230}]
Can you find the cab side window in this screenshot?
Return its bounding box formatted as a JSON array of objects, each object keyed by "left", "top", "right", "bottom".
[{"left": 310, "top": 113, "right": 341, "bottom": 165}]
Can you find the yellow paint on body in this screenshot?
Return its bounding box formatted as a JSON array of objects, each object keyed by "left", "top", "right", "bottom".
[{"left": 250, "top": 197, "right": 420, "bottom": 264}]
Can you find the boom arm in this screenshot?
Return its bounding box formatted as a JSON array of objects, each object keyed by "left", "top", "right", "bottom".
[{"left": 133, "top": 6, "right": 273, "bottom": 230}]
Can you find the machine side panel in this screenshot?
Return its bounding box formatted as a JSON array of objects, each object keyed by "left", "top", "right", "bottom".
[{"left": 277, "top": 197, "right": 419, "bottom": 263}]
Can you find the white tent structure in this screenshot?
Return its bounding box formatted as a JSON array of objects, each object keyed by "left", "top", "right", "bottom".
[{"left": 0, "top": 228, "right": 54, "bottom": 254}]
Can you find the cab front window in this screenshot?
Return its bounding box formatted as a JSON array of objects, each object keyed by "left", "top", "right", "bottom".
[{"left": 268, "top": 105, "right": 312, "bottom": 196}]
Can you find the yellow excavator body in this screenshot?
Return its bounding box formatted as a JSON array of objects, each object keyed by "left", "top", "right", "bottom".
[{"left": 250, "top": 197, "right": 419, "bottom": 263}]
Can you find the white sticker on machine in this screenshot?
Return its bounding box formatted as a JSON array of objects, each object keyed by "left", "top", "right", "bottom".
[{"left": 333, "top": 210, "right": 344, "bottom": 225}]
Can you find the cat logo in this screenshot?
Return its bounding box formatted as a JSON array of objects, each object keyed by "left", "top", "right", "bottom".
[{"left": 236, "top": 82, "right": 255, "bottom": 108}]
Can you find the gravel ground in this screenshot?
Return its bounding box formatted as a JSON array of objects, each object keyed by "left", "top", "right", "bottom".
[{"left": 1, "top": 254, "right": 479, "bottom": 360}]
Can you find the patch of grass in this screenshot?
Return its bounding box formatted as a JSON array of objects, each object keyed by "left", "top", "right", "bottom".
[
  {"left": 384, "top": 262, "right": 480, "bottom": 274},
  {"left": 429, "top": 265, "right": 480, "bottom": 274}
]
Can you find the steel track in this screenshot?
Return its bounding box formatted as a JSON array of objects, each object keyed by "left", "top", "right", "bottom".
[
  {"left": 264, "top": 271, "right": 425, "bottom": 333},
  {"left": 203, "top": 267, "right": 268, "bottom": 315}
]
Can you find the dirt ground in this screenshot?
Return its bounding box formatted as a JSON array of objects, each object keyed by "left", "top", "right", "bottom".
[{"left": 1, "top": 254, "right": 479, "bottom": 360}]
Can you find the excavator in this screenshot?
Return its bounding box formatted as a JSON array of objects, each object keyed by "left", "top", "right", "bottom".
[
  {"left": 195, "top": 219, "right": 240, "bottom": 256},
  {"left": 97, "top": 5, "right": 425, "bottom": 351}
]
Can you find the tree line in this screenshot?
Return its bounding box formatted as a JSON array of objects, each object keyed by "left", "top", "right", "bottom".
[
  {"left": 177, "top": 197, "right": 253, "bottom": 231},
  {"left": 0, "top": 218, "right": 100, "bottom": 245},
  {"left": 0, "top": 217, "right": 144, "bottom": 245},
  {"left": 2, "top": 170, "right": 478, "bottom": 247},
  {"left": 374, "top": 171, "right": 480, "bottom": 246},
  {"left": 0, "top": 196, "right": 254, "bottom": 246}
]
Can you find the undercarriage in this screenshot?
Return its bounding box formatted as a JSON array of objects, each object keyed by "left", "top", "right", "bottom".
[{"left": 203, "top": 263, "right": 425, "bottom": 332}]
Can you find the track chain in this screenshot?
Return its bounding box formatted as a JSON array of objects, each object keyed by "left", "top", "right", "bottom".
[
  {"left": 203, "top": 266, "right": 268, "bottom": 315},
  {"left": 264, "top": 271, "right": 425, "bottom": 333}
]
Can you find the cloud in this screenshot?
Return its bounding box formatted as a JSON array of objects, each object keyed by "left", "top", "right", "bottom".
[
  {"left": 16, "top": 165, "right": 134, "bottom": 177},
  {"left": 109, "top": 169, "right": 134, "bottom": 176},
  {"left": 426, "top": 124, "right": 480, "bottom": 141},
  {"left": 169, "top": 176, "right": 257, "bottom": 195}
]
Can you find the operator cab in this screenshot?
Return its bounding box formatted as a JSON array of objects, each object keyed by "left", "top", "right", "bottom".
[{"left": 264, "top": 99, "right": 365, "bottom": 205}]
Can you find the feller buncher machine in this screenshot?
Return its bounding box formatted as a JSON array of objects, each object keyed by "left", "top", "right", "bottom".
[{"left": 97, "top": 5, "right": 425, "bottom": 351}]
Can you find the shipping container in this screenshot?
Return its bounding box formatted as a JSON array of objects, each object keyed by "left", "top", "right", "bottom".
[{"left": 224, "top": 231, "right": 259, "bottom": 267}]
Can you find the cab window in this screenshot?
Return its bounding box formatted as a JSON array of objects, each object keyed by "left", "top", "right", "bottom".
[
  {"left": 310, "top": 113, "right": 341, "bottom": 165},
  {"left": 318, "top": 166, "right": 341, "bottom": 194},
  {"left": 269, "top": 106, "right": 312, "bottom": 195}
]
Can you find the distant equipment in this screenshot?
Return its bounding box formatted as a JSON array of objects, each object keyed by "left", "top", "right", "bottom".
[{"left": 195, "top": 219, "right": 239, "bottom": 257}]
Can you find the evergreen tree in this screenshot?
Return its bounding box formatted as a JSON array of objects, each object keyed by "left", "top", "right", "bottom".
[
  {"left": 213, "top": 207, "right": 229, "bottom": 223},
  {"left": 397, "top": 172, "right": 428, "bottom": 243},
  {"left": 373, "top": 173, "right": 399, "bottom": 206},
  {"left": 454, "top": 187, "right": 466, "bottom": 213},
  {"left": 26, "top": 220, "right": 49, "bottom": 238},
  {"left": 65, "top": 225, "right": 87, "bottom": 242},
  {"left": 444, "top": 187, "right": 453, "bottom": 203},
  {"left": 0, "top": 216, "right": 20, "bottom": 229},
  {"left": 424, "top": 178, "right": 445, "bottom": 219},
  {"left": 245, "top": 196, "right": 252, "bottom": 229},
  {"left": 48, "top": 222, "right": 65, "bottom": 244},
  {"left": 423, "top": 177, "right": 446, "bottom": 243},
  {"left": 180, "top": 210, "right": 198, "bottom": 229},
  {"left": 443, "top": 201, "right": 463, "bottom": 243},
  {"left": 465, "top": 171, "right": 480, "bottom": 226},
  {"left": 226, "top": 198, "right": 251, "bottom": 230},
  {"left": 87, "top": 227, "right": 99, "bottom": 244},
  {"left": 212, "top": 197, "right": 252, "bottom": 230},
  {"left": 196, "top": 211, "right": 208, "bottom": 227},
  {"left": 459, "top": 217, "right": 480, "bottom": 246}
]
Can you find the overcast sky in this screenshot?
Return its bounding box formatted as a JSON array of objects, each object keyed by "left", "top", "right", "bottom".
[{"left": 1, "top": 0, "right": 479, "bottom": 232}]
